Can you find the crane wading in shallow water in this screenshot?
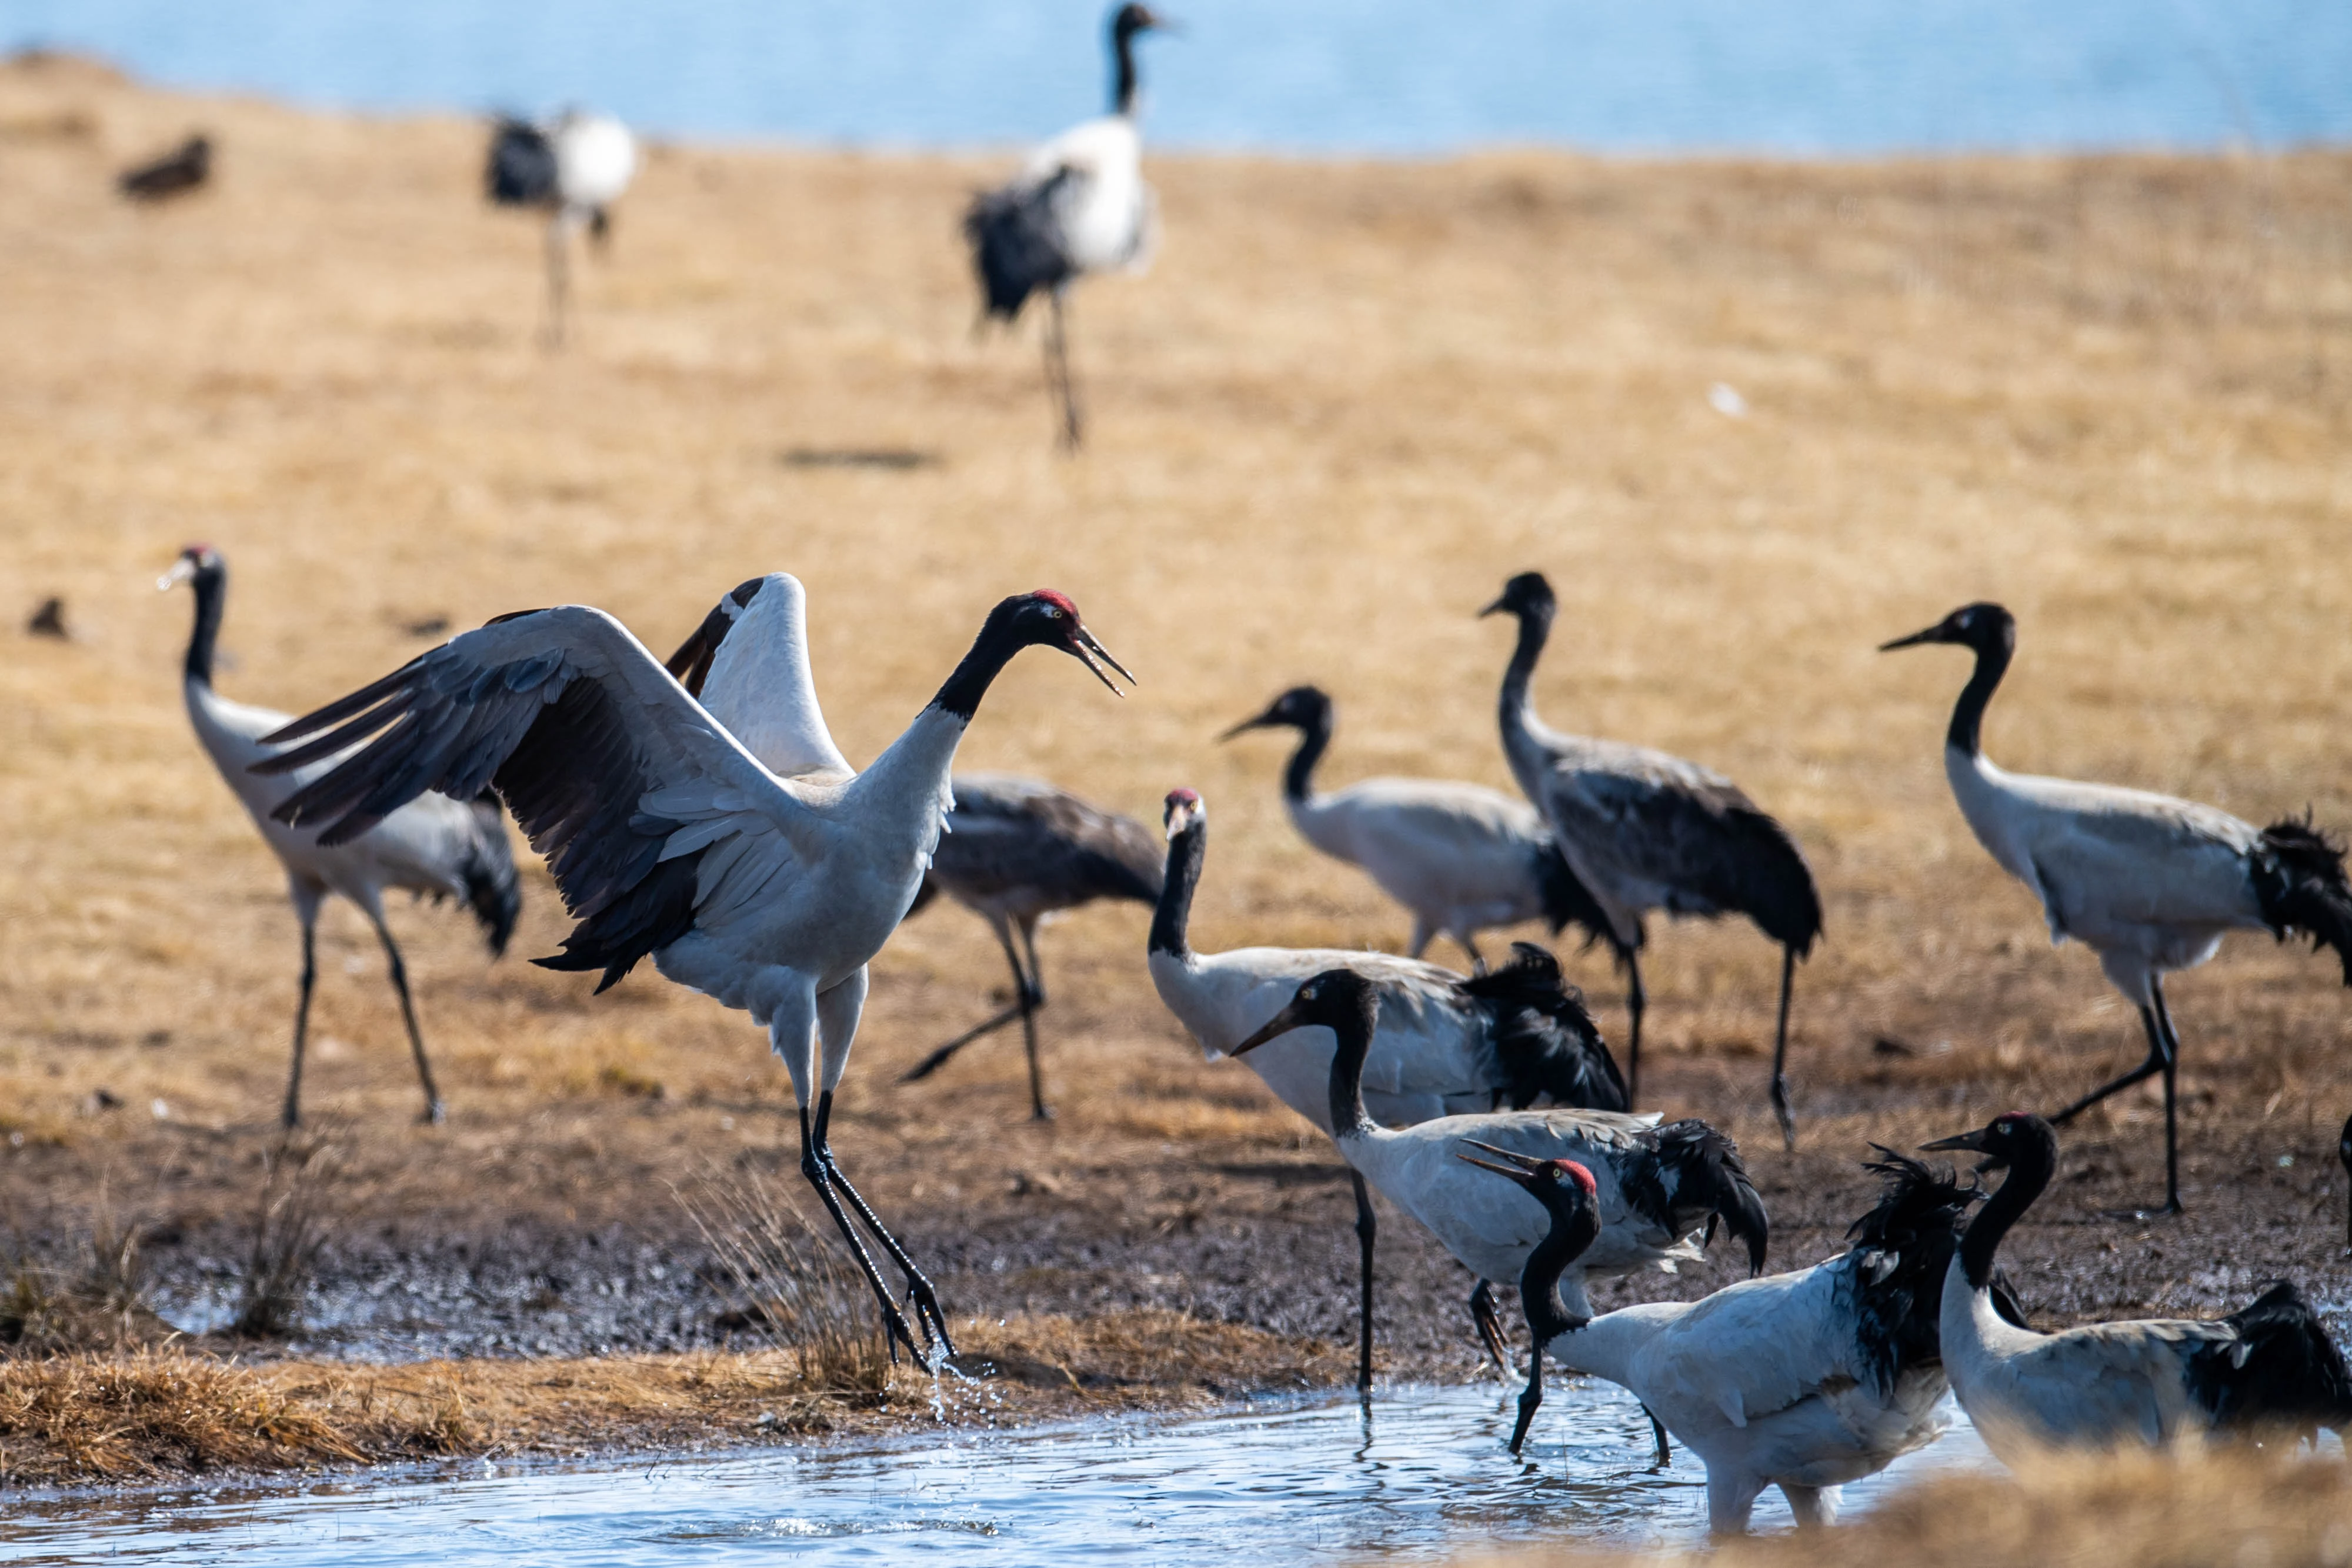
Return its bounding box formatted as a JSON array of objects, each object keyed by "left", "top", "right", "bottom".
[
  {"left": 163, "top": 546, "right": 520, "bottom": 1127},
  {"left": 1221, "top": 684, "right": 1622, "bottom": 971},
  {"left": 1884, "top": 602, "right": 2352, "bottom": 1213},
  {"left": 1472, "top": 1146, "right": 2018, "bottom": 1534},
  {"left": 1147, "top": 789, "right": 1627, "bottom": 1389},
  {"left": 254, "top": 572, "right": 1132, "bottom": 1363},
  {"left": 1227, "top": 965, "right": 1767, "bottom": 1427},
  {"left": 892, "top": 776, "right": 1162, "bottom": 1119},
  {"left": 1924, "top": 1113, "right": 2352, "bottom": 1460},
  {"left": 1483, "top": 572, "right": 1822, "bottom": 1145},
  {"left": 486, "top": 111, "right": 638, "bottom": 349},
  {"left": 965, "top": 4, "right": 1170, "bottom": 449}
]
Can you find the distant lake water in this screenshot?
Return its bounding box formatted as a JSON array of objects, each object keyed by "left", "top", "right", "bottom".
[{"left": 10, "top": 0, "right": 2349, "bottom": 155}]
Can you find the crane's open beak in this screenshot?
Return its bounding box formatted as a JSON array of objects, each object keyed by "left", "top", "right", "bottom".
[
  {"left": 1067, "top": 624, "right": 1136, "bottom": 696},
  {"left": 1877, "top": 623, "right": 1947, "bottom": 652},
  {"left": 157, "top": 557, "right": 197, "bottom": 592},
  {"left": 1230, "top": 996, "right": 1312, "bottom": 1056},
  {"left": 1456, "top": 1150, "right": 1540, "bottom": 1190}
]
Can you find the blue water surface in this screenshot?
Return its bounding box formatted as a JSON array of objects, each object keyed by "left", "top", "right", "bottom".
[{"left": 7, "top": 0, "right": 2349, "bottom": 155}]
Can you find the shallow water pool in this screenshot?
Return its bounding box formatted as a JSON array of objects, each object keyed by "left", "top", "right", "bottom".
[{"left": 0, "top": 1382, "right": 1992, "bottom": 1566}]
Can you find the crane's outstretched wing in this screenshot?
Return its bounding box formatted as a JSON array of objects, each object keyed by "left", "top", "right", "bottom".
[
  {"left": 664, "top": 573, "right": 854, "bottom": 782},
  {"left": 255, "top": 605, "right": 816, "bottom": 990}
]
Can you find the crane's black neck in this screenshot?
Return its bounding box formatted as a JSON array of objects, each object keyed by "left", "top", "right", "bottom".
[
  {"left": 1280, "top": 709, "right": 1331, "bottom": 804},
  {"left": 929, "top": 616, "right": 1029, "bottom": 725},
  {"left": 183, "top": 561, "right": 226, "bottom": 687},
  {"left": 1497, "top": 604, "right": 1553, "bottom": 729},
  {"left": 1149, "top": 818, "right": 1203, "bottom": 960},
  {"left": 1327, "top": 999, "right": 1380, "bottom": 1141},
  {"left": 1112, "top": 21, "right": 1143, "bottom": 115},
  {"left": 1945, "top": 635, "right": 2013, "bottom": 759},
  {"left": 1957, "top": 1129, "right": 2054, "bottom": 1291},
  {"left": 1518, "top": 1202, "right": 1600, "bottom": 1346}
]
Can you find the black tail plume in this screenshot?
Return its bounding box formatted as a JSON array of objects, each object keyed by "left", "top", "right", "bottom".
[
  {"left": 1462, "top": 942, "right": 1628, "bottom": 1112},
  {"left": 2253, "top": 815, "right": 2352, "bottom": 986},
  {"left": 1843, "top": 1147, "right": 1986, "bottom": 1396},
  {"left": 1634, "top": 1119, "right": 1768, "bottom": 1276},
  {"left": 486, "top": 117, "right": 558, "bottom": 207},
  {"left": 1532, "top": 840, "right": 1632, "bottom": 966},
  {"left": 2186, "top": 1280, "right": 2352, "bottom": 1440},
  {"left": 533, "top": 848, "right": 702, "bottom": 993},
  {"left": 964, "top": 172, "right": 1076, "bottom": 322},
  {"left": 461, "top": 793, "right": 522, "bottom": 957}
]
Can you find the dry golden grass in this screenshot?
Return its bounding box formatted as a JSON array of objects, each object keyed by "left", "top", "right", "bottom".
[
  {"left": 0, "top": 1308, "right": 1346, "bottom": 1485},
  {"left": 1482, "top": 1446, "right": 2352, "bottom": 1568},
  {"left": 1, "top": 49, "right": 2350, "bottom": 1382}
]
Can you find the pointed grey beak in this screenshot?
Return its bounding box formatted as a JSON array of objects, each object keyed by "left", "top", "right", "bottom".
[
  {"left": 1218, "top": 709, "right": 1275, "bottom": 742},
  {"left": 158, "top": 558, "right": 197, "bottom": 592},
  {"left": 1230, "top": 996, "right": 1312, "bottom": 1057},
  {"left": 1477, "top": 595, "right": 1509, "bottom": 618},
  {"left": 1879, "top": 625, "right": 1944, "bottom": 652},
  {"left": 1068, "top": 624, "right": 1136, "bottom": 696},
  {"left": 1921, "top": 1129, "right": 1990, "bottom": 1153}
]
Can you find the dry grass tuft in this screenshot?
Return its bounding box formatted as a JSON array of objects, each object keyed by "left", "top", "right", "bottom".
[
  {"left": 230, "top": 1132, "right": 344, "bottom": 1339},
  {"left": 0, "top": 1187, "right": 172, "bottom": 1355},
  {"left": 678, "top": 1167, "right": 892, "bottom": 1394},
  {"left": 1490, "top": 1446, "right": 2352, "bottom": 1568},
  {"left": 0, "top": 1350, "right": 364, "bottom": 1482}
]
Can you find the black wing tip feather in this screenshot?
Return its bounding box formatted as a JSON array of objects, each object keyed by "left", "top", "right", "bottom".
[
  {"left": 2256, "top": 814, "right": 2352, "bottom": 986},
  {"left": 964, "top": 179, "right": 1073, "bottom": 321},
  {"left": 1653, "top": 1118, "right": 1769, "bottom": 1274}
]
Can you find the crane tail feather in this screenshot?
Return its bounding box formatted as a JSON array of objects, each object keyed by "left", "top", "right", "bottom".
[{"left": 2254, "top": 815, "right": 2352, "bottom": 986}]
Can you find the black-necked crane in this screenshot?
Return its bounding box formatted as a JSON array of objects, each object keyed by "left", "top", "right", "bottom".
[
  {"left": 162, "top": 546, "right": 520, "bottom": 1127},
  {"left": 253, "top": 571, "right": 1132, "bottom": 1363},
  {"left": 1883, "top": 602, "right": 2352, "bottom": 1213},
  {"left": 1222, "top": 684, "right": 1622, "bottom": 970},
  {"left": 1923, "top": 1113, "right": 2352, "bottom": 1460},
  {"left": 666, "top": 594, "right": 1162, "bottom": 1122},
  {"left": 1473, "top": 1146, "right": 2000, "bottom": 1533},
  {"left": 964, "top": 3, "right": 1169, "bottom": 450},
  {"left": 1483, "top": 572, "right": 1822, "bottom": 1144},
  {"left": 119, "top": 134, "right": 211, "bottom": 201},
  {"left": 1150, "top": 789, "right": 1630, "bottom": 1387},
  {"left": 893, "top": 776, "right": 1162, "bottom": 1120},
  {"left": 1226, "top": 964, "right": 1767, "bottom": 1406},
  {"left": 486, "top": 111, "right": 638, "bottom": 348}
]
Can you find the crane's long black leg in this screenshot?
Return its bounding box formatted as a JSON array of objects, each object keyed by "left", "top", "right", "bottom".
[
  {"left": 1645, "top": 1407, "right": 1672, "bottom": 1466},
  {"left": 371, "top": 917, "right": 443, "bottom": 1125},
  {"left": 1508, "top": 1338, "right": 1545, "bottom": 1456},
  {"left": 2051, "top": 1002, "right": 2168, "bottom": 1124},
  {"left": 1770, "top": 945, "right": 1798, "bottom": 1152},
  {"left": 1350, "top": 1170, "right": 1377, "bottom": 1392},
  {"left": 2150, "top": 976, "right": 2184, "bottom": 1215},
  {"left": 1014, "top": 916, "right": 1053, "bottom": 1121},
  {"left": 810, "top": 1090, "right": 956, "bottom": 1357},
  {"left": 282, "top": 922, "right": 317, "bottom": 1130},
  {"left": 900, "top": 920, "right": 1029, "bottom": 1084},
  {"left": 1623, "top": 950, "right": 1646, "bottom": 1109},
  {"left": 799, "top": 1102, "right": 926, "bottom": 1363},
  {"left": 1468, "top": 1279, "right": 1511, "bottom": 1377},
  {"left": 1045, "top": 291, "right": 1082, "bottom": 450}
]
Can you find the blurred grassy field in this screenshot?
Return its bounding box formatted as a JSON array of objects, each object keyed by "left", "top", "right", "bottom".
[{"left": 3, "top": 51, "right": 2350, "bottom": 1296}]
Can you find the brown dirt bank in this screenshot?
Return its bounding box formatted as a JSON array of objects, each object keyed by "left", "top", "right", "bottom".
[{"left": 2, "top": 49, "right": 2351, "bottom": 1490}]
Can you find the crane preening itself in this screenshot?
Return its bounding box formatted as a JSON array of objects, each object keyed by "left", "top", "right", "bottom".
[
  {"left": 892, "top": 776, "right": 1162, "bottom": 1120},
  {"left": 1484, "top": 572, "right": 1822, "bottom": 1145},
  {"left": 162, "top": 546, "right": 520, "bottom": 1127},
  {"left": 1221, "top": 684, "right": 1622, "bottom": 970},
  {"left": 1924, "top": 1113, "right": 2352, "bottom": 1460},
  {"left": 1227, "top": 965, "right": 1767, "bottom": 1413},
  {"left": 965, "top": 4, "right": 1170, "bottom": 449},
  {"left": 1471, "top": 1146, "right": 2004, "bottom": 1534},
  {"left": 486, "top": 111, "right": 639, "bottom": 349},
  {"left": 1149, "top": 789, "right": 1629, "bottom": 1387},
  {"left": 252, "top": 572, "right": 1133, "bottom": 1363},
  {"left": 1883, "top": 602, "right": 2352, "bottom": 1213}
]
